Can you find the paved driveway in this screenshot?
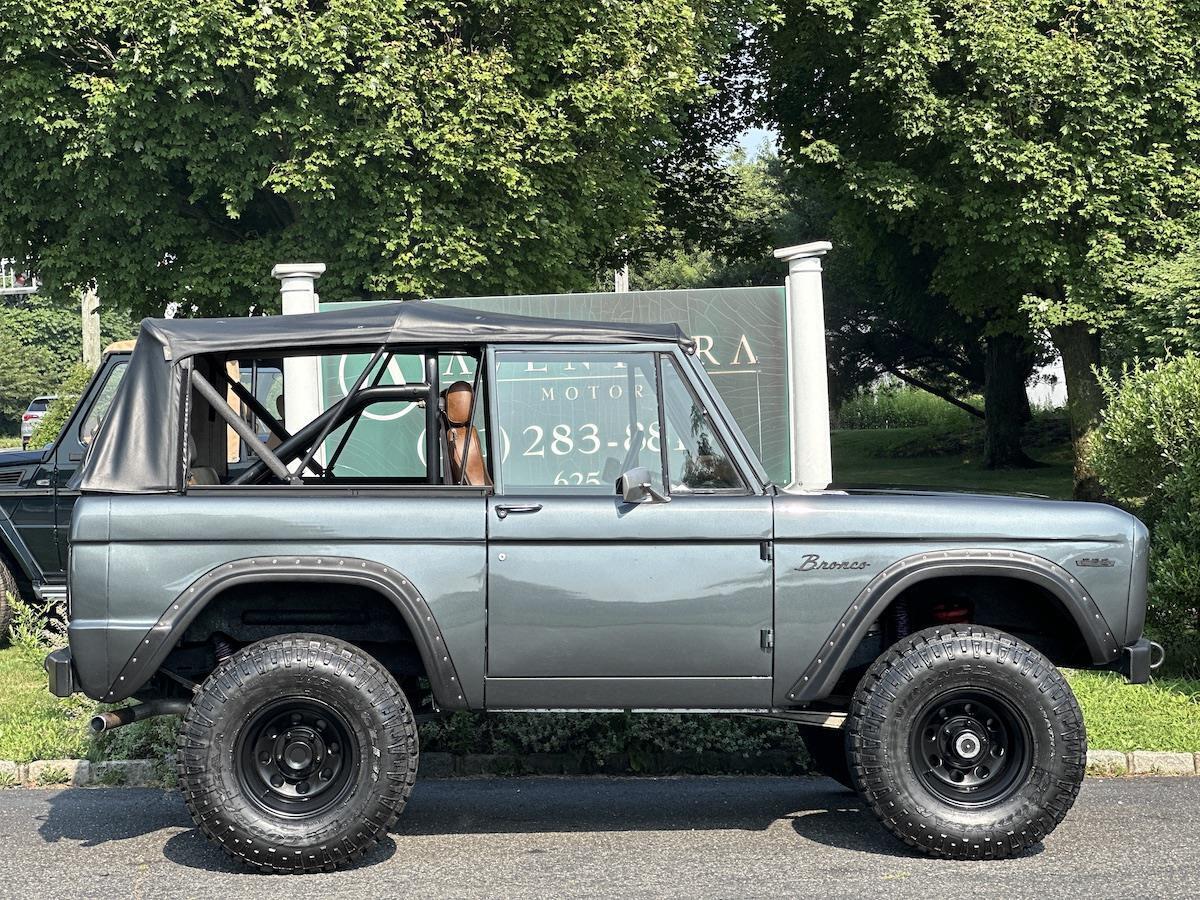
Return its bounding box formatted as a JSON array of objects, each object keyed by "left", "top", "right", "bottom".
[{"left": 0, "top": 775, "right": 1196, "bottom": 898}]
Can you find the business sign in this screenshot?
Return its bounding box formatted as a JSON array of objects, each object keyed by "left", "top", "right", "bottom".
[{"left": 318, "top": 286, "right": 790, "bottom": 484}]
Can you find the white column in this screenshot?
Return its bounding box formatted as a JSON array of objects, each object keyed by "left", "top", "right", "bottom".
[
  {"left": 774, "top": 241, "right": 833, "bottom": 491},
  {"left": 81, "top": 285, "right": 101, "bottom": 370},
  {"left": 272, "top": 263, "right": 325, "bottom": 437}
]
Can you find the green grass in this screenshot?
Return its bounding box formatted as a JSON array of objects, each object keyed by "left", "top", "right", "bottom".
[
  {"left": 0, "top": 436, "right": 21, "bottom": 450},
  {"left": 1066, "top": 670, "right": 1200, "bottom": 752},
  {"left": 832, "top": 426, "right": 1075, "bottom": 499},
  {"left": 0, "top": 645, "right": 92, "bottom": 763},
  {"left": 1, "top": 646, "right": 1197, "bottom": 762}
]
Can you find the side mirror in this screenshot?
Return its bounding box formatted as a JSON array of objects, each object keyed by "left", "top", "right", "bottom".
[{"left": 617, "top": 466, "right": 670, "bottom": 504}]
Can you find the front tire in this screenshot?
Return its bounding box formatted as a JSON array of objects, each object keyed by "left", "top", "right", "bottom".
[
  {"left": 177, "top": 634, "right": 418, "bottom": 873},
  {"left": 848, "top": 625, "right": 1085, "bottom": 859}
]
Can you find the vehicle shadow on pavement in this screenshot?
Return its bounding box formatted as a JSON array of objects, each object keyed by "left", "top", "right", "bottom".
[
  {"left": 35, "top": 787, "right": 397, "bottom": 875},
  {"left": 33, "top": 777, "right": 1011, "bottom": 872}
]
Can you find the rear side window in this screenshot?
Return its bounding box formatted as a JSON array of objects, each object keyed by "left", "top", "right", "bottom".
[
  {"left": 80, "top": 363, "right": 128, "bottom": 445},
  {"left": 27, "top": 398, "right": 49, "bottom": 413}
]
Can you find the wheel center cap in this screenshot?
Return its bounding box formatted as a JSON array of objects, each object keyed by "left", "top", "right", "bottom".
[
  {"left": 284, "top": 742, "right": 313, "bottom": 770},
  {"left": 954, "top": 731, "right": 982, "bottom": 759}
]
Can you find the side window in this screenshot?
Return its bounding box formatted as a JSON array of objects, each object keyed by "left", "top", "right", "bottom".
[
  {"left": 494, "top": 351, "right": 662, "bottom": 491},
  {"left": 79, "top": 361, "right": 128, "bottom": 445},
  {"left": 660, "top": 356, "right": 744, "bottom": 492}
]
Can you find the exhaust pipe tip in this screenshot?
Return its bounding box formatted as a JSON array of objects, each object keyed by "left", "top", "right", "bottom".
[{"left": 90, "top": 712, "right": 124, "bottom": 734}]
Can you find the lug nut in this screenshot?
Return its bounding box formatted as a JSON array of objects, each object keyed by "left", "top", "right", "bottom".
[
  {"left": 291, "top": 713, "right": 302, "bottom": 724},
  {"left": 270, "top": 775, "right": 284, "bottom": 788},
  {"left": 316, "top": 719, "right": 327, "bottom": 730},
  {"left": 320, "top": 769, "right": 332, "bottom": 781},
  {"left": 259, "top": 752, "right": 271, "bottom": 764},
  {"left": 297, "top": 781, "right": 310, "bottom": 794}
]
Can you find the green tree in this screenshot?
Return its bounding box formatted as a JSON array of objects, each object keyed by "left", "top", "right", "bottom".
[
  {"left": 759, "top": 0, "right": 1200, "bottom": 495},
  {"left": 0, "top": 0, "right": 762, "bottom": 318},
  {"left": 0, "top": 332, "right": 54, "bottom": 434}
]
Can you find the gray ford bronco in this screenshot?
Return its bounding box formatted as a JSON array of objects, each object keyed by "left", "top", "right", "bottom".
[{"left": 47, "top": 302, "right": 1154, "bottom": 871}]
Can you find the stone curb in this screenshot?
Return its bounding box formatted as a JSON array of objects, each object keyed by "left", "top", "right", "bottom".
[{"left": 2, "top": 750, "right": 1198, "bottom": 786}]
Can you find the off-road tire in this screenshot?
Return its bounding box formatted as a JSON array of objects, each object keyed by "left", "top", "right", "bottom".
[
  {"left": 177, "top": 634, "right": 418, "bottom": 873},
  {"left": 799, "top": 725, "right": 854, "bottom": 790},
  {"left": 848, "top": 625, "right": 1086, "bottom": 859},
  {"left": 0, "top": 558, "right": 21, "bottom": 645}
]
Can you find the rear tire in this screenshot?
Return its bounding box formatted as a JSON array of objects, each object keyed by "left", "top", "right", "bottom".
[
  {"left": 0, "top": 559, "right": 21, "bottom": 645},
  {"left": 177, "top": 634, "right": 418, "bottom": 873},
  {"left": 848, "top": 625, "right": 1085, "bottom": 859}
]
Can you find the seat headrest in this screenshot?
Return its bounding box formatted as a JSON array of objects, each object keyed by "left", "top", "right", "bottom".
[{"left": 444, "top": 381, "right": 475, "bottom": 427}]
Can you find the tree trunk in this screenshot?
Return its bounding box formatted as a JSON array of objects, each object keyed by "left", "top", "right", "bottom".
[
  {"left": 1050, "top": 322, "right": 1105, "bottom": 500},
  {"left": 982, "top": 333, "right": 1037, "bottom": 469}
]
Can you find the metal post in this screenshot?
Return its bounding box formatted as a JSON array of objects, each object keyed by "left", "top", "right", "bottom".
[
  {"left": 272, "top": 263, "right": 326, "bottom": 442},
  {"left": 774, "top": 241, "right": 833, "bottom": 491}
]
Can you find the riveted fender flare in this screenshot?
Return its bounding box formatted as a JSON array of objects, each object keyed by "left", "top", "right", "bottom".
[
  {"left": 785, "top": 548, "right": 1123, "bottom": 704},
  {"left": 102, "top": 555, "right": 467, "bottom": 709}
]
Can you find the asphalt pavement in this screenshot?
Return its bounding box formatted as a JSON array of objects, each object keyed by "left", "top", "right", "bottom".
[{"left": 0, "top": 775, "right": 1196, "bottom": 898}]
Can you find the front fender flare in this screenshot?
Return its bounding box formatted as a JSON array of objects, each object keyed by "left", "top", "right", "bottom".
[
  {"left": 785, "top": 548, "right": 1123, "bottom": 703},
  {"left": 103, "top": 555, "right": 467, "bottom": 709}
]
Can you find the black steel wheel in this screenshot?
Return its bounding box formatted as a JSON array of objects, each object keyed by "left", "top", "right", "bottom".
[
  {"left": 908, "top": 689, "right": 1030, "bottom": 807},
  {"left": 849, "top": 625, "right": 1086, "bottom": 859},
  {"left": 235, "top": 698, "right": 359, "bottom": 818},
  {"left": 178, "top": 634, "right": 418, "bottom": 873}
]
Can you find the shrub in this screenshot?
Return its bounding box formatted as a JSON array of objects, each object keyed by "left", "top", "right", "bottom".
[
  {"left": 1089, "top": 356, "right": 1200, "bottom": 662},
  {"left": 835, "top": 383, "right": 978, "bottom": 430},
  {"left": 27, "top": 363, "right": 93, "bottom": 449},
  {"left": 4, "top": 592, "right": 66, "bottom": 654}
]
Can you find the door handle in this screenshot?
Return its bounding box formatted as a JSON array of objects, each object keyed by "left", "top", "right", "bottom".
[
  {"left": 495, "top": 503, "right": 543, "bottom": 519},
  {"left": 68, "top": 452, "right": 83, "bottom": 462}
]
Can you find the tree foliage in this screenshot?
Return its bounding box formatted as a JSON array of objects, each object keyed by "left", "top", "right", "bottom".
[
  {"left": 759, "top": 0, "right": 1200, "bottom": 486},
  {"left": 0, "top": 0, "right": 762, "bottom": 317}
]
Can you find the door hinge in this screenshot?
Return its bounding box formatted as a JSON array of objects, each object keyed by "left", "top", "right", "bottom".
[
  {"left": 760, "top": 540, "right": 773, "bottom": 562},
  {"left": 760, "top": 628, "right": 774, "bottom": 650}
]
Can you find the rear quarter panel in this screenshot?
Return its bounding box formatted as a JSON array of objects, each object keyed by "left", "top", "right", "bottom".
[{"left": 69, "top": 491, "right": 486, "bottom": 704}]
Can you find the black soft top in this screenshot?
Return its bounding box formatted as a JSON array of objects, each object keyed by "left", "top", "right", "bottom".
[
  {"left": 144, "top": 300, "right": 690, "bottom": 361},
  {"left": 77, "top": 301, "right": 691, "bottom": 494}
]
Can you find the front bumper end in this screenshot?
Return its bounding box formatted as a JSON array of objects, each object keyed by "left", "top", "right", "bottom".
[
  {"left": 45, "top": 646, "right": 77, "bottom": 697},
  {"left": 1113, "top": 638, "right": 1165, "bottom": 684}
]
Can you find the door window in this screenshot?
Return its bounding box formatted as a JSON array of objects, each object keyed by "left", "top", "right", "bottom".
[
  {"left": 660, "top": 357, "right": 744, "bottom": 492},
  {"left": 494, "top": 352, "right": 662, "bottom": 491}
]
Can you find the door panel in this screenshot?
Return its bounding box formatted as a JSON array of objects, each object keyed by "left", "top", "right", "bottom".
[{"left": 486, "top": 493, "right": 773, "bottom": 707}]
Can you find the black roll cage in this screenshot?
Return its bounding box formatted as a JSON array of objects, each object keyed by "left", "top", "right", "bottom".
[{"left": 191, "top": 343, "right": 487, "bottom": 488}]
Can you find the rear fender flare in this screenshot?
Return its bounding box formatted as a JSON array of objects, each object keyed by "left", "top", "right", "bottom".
[
  {"left": 103, "top": 555, "right": 466, "bottom": 709},
  {"left": 785, "top": 548, "right": 1122, "bottom": 703}
]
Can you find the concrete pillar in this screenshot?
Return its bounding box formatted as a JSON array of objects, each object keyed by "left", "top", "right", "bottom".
[
  {"left": 774, "top": 241, "right": 833, "bottom": 491},
  {"left": 81, "top": 285, "right": 101, "bottom": 370},
  {"left": 271, "top": 264, "right": 325, "bottom": 437}
]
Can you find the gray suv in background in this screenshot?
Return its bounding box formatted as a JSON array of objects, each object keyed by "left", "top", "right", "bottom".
[{"left": 46, "top": 302, "right": 1154, "bottom": 872}]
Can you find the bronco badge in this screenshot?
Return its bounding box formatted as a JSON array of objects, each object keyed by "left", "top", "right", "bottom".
[{"left": 795, "top": 553, "right": 871, "bottom": 572}]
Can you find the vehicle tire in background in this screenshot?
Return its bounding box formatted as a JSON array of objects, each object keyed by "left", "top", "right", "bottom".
[
  {"left": 177, "top": 633, "right": 418, "bottom": 872},
  {"left": 848, "top": 625, "right": 1086, "bottom": 859},
  {"left": 799, "top": 725, "right": 854, "bottom": 790},
  {"left": 0, "top": 558, "right": 21, "bottom": 645}
]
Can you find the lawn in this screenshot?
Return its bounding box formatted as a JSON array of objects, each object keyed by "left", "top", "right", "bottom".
[
  {"left": 0, "top": 645, "right": 92, "bottom": 763},
  {"left": 831, "top": 426, "right": 1075, "bottom": 498},
  {"left": 1, "top": 646, "right": 1197, "bottom": 764}
]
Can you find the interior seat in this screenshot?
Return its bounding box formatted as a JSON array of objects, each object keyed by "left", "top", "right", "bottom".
[
  {"left": 442, "top": 381, "right": 491, "bottom": 487},
  {"left": 187, "top": 434, "right": 220, "bottom": 486}
]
